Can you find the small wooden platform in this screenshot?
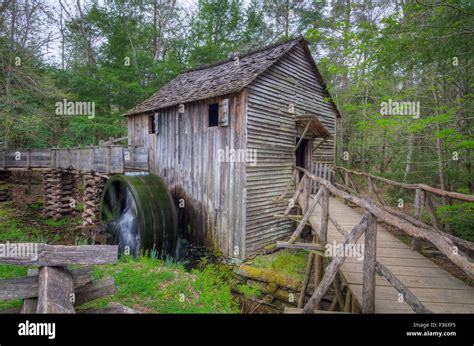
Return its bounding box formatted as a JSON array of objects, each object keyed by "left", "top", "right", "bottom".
[{"left": 308, "top": 197, "right": 474, "bottom": 313}]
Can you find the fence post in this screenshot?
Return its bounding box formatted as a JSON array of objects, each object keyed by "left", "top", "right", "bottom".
[
  {"left": 362, "top": 212, "right": 377, "bottom": 313},
  {"left": 367, "top": 176, "right": 373, "bottom": 198},
  {"left": 314, "top": 186, "right": 328, "bottom": 309},
  {"left": 302, "top": 175, "right": 310, "bottom": 214},
  {"left": 411, "top": 188, "right": 425, "bottom": 251},
  {"left": 344, "top": 170, "right": 350, "bottom": 204}
]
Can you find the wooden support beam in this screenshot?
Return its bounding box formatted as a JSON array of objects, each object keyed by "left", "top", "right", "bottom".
[
  {"left": 21, "top": 269, "right": 38, "bottom": 314},
  {"left": 343, "top": 289, "right": 351, "bottom": 312},
  {"left": 329, "top": 296, "right": 338, "bottom": 311},
  {"left": 298, "top": 251, "right": 315, "bottom": 308},
  {"left": 285, "top": 307, "right": 350, "bottom": 314},
  {"left": 288, "top": 186, "right": 325, "bottom": 244},
  {"left": 0, "top": 244, "right": 118, "bottom": 266},
  {"left": 375, "top": 262, "right": 432, "bottom": 314},
  {"left": 273, "top": 214, "right": 307, "bottom": 223},
  {"left": 294, "top": 120, "right": 312, "bottom": 152},
  {"left": 332, "top": 275, "right": 344, "bottom": 311},
  {"left": 284, "top": 175, "right": 305, "bottom": 216},
  {"left": 425, "top": 193, "right": 441, "bottom": 230},
  {"left": 347, "top": 174, "right": 359, "bottom": 195},
  {"left": 80, "top": 302, "right": 138, "bottom": 314},
  {"left": 276, "top": 241, "right": 325, "bottom": 253},
  {"left": 333, "top": 274, "right": 345, "bottom": 311},
  {"left": 273, "top": 170, "right": 297, "bottom": 203},
  {"left": 320, "top": 188, "right": 329, "bottom": 244},
  {"left": 236, "top": 264, "right": 302, "bottom": 290},
  {"left": 37, "top": 266, "right": 75, "bottom": 314},
  {"left": 372, "top": 181, "right": 386, "bottom": 206},
  {"left": 367, "top": 176, "right": 374, "bottom": 198},
  {"left": 74, "top": 277, "right": 115, "bottom": 306},
  {"left": 0, "top": 266, "right": 93, "bottom": 301},
  {"left": 362, "top": 213, "right": 377, "bottom": 313},
  {"left": 312, "top": 137, "right": 328, "bottom": 154},
  {"left": 314, "top": 187, "right": 329, "bottom": 309},
  {"left": 411, "top": 188, "right": 425, "bottom": 251},
  {"left": 302, "top": 213, "right": 369, "bottom": 313},
  {"left": 328, "top": 212, "right": 347, "bottom": 236}
]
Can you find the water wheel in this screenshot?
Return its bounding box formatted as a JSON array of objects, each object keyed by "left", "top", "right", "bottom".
[{"left": 100, "top": 173, "right": 178, "bottom": 257}]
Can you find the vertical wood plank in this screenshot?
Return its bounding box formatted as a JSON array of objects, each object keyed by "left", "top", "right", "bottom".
[
  {"left": 362, "top": 212, "right": 377, "bottom": 314},
  {"left": 37, "top": 266, "right": 75, "bottom": 314},
  {"left": 411, "top": 188, "right": 425, "bottom": 251}
]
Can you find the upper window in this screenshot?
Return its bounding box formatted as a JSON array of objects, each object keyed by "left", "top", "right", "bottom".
[
  {"left": 208, "top": 103, "right": 219, "bottom": 127},
  {"left": 149, "top": 114, "right": 157, "bottom": 134}
]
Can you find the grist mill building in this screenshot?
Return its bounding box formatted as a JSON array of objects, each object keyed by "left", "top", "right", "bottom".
[{"left": 125, "top": 37, "right": 340, "bottom": 259}]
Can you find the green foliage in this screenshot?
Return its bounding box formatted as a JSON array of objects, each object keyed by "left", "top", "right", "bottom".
[
  {"left": 90, "top": 255, "right": 238, "bottom": 313},
  {"left": 437, "top": 203, "right": 474, "bottom": 242},
  {"left": 234, "top": 283, "right": 261, "bottom": 299},
  {"left": 0, "top": 265, "right": 30, "bottom": 310},
  {"left": 43, "top": 218, "right": 69, "bottom": 227},
  {"left": 252, "top": 249, "right": 308, "bottom": 281}
]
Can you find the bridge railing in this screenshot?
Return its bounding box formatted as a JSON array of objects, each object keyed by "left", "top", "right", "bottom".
[
  {"left": 275, "top": 166, "right": 473, "bottom": 314},
  {"left": 335, "top": 166, "right": 474, "bottom": 252},
  {"left": 0, "top": 145, "right": 148, "bottom": 174}
]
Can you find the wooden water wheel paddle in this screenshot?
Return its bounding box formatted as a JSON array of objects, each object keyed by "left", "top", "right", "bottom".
[{"left": 101, "top": 173, "right": 178, "bottom": 257}]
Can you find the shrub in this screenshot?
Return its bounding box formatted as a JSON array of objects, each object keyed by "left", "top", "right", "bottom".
[{"left": 437, "top": 202, "right": 474, "bottom": 242}]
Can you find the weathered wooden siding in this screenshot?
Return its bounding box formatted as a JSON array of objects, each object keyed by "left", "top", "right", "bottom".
[
  {"left": 127, "top": 92, "right": 247, "bottom": 258},
  {"left": 244, "top": 42, "right": 337, "bottom": 255}
]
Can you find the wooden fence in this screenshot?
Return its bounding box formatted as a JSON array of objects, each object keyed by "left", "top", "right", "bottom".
[
  {"left": 335, "top": 166, "right": 474, "bottom": 252},
  {"left": 0, "top": 145, "right": 148, "bottom": 174},
  {"left": 0, "top": 244, "right": 136, "bottom": 314},
  {"left": 275, "top": 166, "right": 473, "bottom": 314},
  {"left": 310, "top": 162, "right": 334, "bottom": 193}
]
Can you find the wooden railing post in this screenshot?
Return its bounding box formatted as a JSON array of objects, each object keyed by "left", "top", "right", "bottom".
[
  {"left": 314, "top": 186, "right": 329, "bottom": 309},
  {"left": 303, "top": 213, "right": 369, "bottom": 313},
  {"left": 320, "top": 187, "right": 329, "bottom": 244},
  {"left": 367, "top": 176, "right": 373, "bottom": 198},
  {"left": 344, "top": 170, "right": 350, "bottom": 204},
  {"left": 304, "top": 175, "right": 312, "bottom": 214},
  {"left": 425, "top": 193, "right": 441, "bottom": 230},
  {"left": 411, "top": 188, "right": 425, "bottom": 251},
  {"left": 362, "top": 212, "right": 377, "bottom": 313}
]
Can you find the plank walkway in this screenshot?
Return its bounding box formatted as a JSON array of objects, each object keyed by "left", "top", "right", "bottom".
[
  {"left": 308, "top": 196, "right": 474, "bottom": 313},
  {"left": 0, "top": 147, "right": 148, "bottom": 173}
]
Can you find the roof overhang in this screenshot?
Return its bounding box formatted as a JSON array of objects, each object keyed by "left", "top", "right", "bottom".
[{"left": 296, "top": 113, "right": 332, "bottom": 139}]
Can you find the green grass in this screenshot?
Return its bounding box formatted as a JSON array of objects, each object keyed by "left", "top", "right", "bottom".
[
  {"left": 250, "top": 249, "right": 308, "bottom": 281},
  {"left": 233, "top": 283, "right": 261, "bottom": 299},
  {"left": 0, "top": 264, "right": 29, "bottom": 310},
  {"left": 43, "top": 218, "right": 70, "bottom": 227},
  {"left": 81, "top": 255, "right": 238, "bottom": 313},
  {"left": 0, "top": 203, "right": 44, "bottom": 242}
]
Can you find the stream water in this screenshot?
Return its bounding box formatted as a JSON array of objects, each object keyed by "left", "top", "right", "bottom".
[{"left": 102, "top": 187, "right": 141, "bottom": 257}]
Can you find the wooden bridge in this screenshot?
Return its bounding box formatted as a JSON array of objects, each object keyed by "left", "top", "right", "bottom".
[
  {"left": 0, "top": 144, "right": 148, "bottom": 174},
  {"left": 276, "top": 166, "right": 474, "bottom": 314},
  {"left": 0, "top": 141, "right": 149, "bottom": 230}
]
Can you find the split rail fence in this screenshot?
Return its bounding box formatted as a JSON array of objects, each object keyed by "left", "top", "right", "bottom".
[{"left": 0, "top": 244, "right": 136, "bottom": 313}]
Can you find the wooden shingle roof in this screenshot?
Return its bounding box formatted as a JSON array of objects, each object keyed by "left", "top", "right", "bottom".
[{"left": 125, "top": 37, "right": 340, "bottom": 117}]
